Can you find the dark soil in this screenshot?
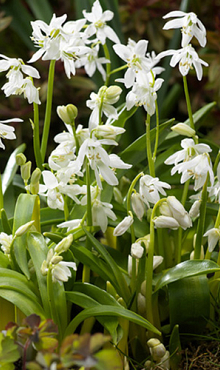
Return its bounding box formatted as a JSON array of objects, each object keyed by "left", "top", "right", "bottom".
[{"left": 179, "top": 341, "right": 220, "bottom": 369}]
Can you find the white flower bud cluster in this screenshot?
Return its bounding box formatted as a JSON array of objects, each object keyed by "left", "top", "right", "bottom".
[{"left": 146, "top": 338, "right": 170, "bottom": 370}]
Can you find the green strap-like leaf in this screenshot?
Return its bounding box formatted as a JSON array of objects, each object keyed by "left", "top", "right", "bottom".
[
  {"left": 64, "top": 305, "right": 160, "bottom": 337},
  {"left": 155, "top": 260, "right": 220, "bottom": 292}
]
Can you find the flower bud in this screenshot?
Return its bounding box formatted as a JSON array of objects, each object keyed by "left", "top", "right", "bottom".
[
  {"left": 30, "top": 182, "right": 39, "bottom": 195},
  {"left": 113, "top": 214, "right": 133, "bottom": 237},
  {"left": 131, "top": 241, "right": 144, "bottom": 259},
  {"left": 105, "top": 85, "right": 122, "bottom": 103},
  {"left": 41, "top": 260, "right": 48, "bottom": 275},
  {"left": 157, "top": 350, "right": 170, "bottom": 370},
  {"left": 189, "top": 200, "right": 201, "bottom": 218},
  {"left": 153, "top": 255, "right": 164, "bottom": 270},
  {"left": 31, "top": 168, "right": 42, "bottom": 184},
  {"left": 153, "top": 215, "right": 180, "bottom": 229},
  {"left": 57, "top": 104, "right": 78, "bottom": 125},
  {"left": 51, "top": 255, "right": 63, "bottom": 265},
  {"left": 137, "top": 292, "right": 146, "bottom": 315},
  {"left": 147, "top": 339, "right": 166, "bottom": 362},
  {"left": 46, "top": 248, "right": 54, "bottom": 264},
  {"left": 131, "top": 192, "right": 145, "bottom": 220},
  {"left": 171, "top": 122, "right": 196, "bottom": 137},
  {"left": 54, "top": 234, "right": 73, "bottom": 254},
  {"left": 166, "top": 196, "right": 192, "bottom": 229},
  {"left": 15, "top": 220, "right": 35, "bottom": 237},
  {"left": 113, "top": 187, "right": 123, "bottom": 204},
  {"left": 21, "top": 161, "right": 31, "bottom": 181},
  {"left": 16, "top": 153, "right": 26, "bottom": 166}
]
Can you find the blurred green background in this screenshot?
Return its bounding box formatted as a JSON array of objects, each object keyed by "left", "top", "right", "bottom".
[{"left": 0, "top": 0, "right": 219, "bottom": 170}]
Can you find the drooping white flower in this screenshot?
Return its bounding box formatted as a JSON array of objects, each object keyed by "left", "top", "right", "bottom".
[
  {"left": 171, "top": 122, "right": 195, "bottom": 137},
  {"left": 82, "top": 0, "right": 120, "bottom": 45},
  {"left": 139, "top": 174, "right": 171, "bottom": 207},
  {"left": 57, "top": 219, "right": 82, "bottom": 232},
  {"left": 131, "top": 241, "right": 144, "bottom": 259},
  {"left": 153, "top": 215, "right": 180, "bottom": 229},
  {"left": 189, "top": 199, "right": 201, "bottom": 218},
  {"left": 0, "top": 232, "right": 13, "bottom": 255},
  {"left": 125, "top": 74, "right": 163, "bottom": 116},
  {"left": 163, "top": 11, "right": 207, "bottom": 47},
  {"left": 86, "top": 85, "right": 122, "bottom": 130},
  {"left": 157, "top": 44, "right": 208, "bottom": 80},
  {"left": 92, "top": 198, "right": 117, "bottom": 233},
  {"left": 51, "top": 260, "right": 77, "bottom": 283},
  {"left": 203, "top": 227, "right": 220, "bottom": 252},
  {"left": 77, "top": 44, "right": 109, "bottom": 80},
  {"left": 161, "top": 196, "right": 192, "bottom": 229},
  {"left": 77, "top": 137, "right": 131, "bottom": 188},
  {"left": 165, "top": 138, "right": 212, "bottom": 166},
  {"left": 171, "top": 153, "right": 214, "bottom": 191},
  {"left": 113, "top": 38, "right": 150, "bottom": 88},
  {"left": 0, "top": 118, "right": 22, "bottom": 149},
  {"left": 131, "top": 192, "right": 145, "bottom": 221},
  {"left": 113, "top": 214, "right": 133, "bottom": 237},
  {"left": 208, "top": 162, "right": 220, "bottom": 203}
]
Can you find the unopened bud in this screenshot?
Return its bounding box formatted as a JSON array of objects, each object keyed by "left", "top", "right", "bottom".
[
  {"left": 113, "top": 214, "right": 133, "bottom": 237},
  {"left": 113, "top": 187, "right": 123, "bottom": 204},
  {"left": 16, "top": 153, "right": 26, "bottom": 166},
  {"left": 51, "top": 255, "right": 63, "bottom": 265},
  {"left": 131, "top": 192, "right": 145, "bottom": 221},
  {"left": 21, "top": 161, "right": 31, "bottom": 181},
  {"left": 171, "top": 122, "right": 196, "bottom": 137},
  {"left": 147, "top": 339, "right": 166, "bottom": 362},
  {"left": 105, "top": 85, "right": 122, "bottom": 103},
  {"left": 31, "top": 168, "right": 42, "bottom": 184},
  {"left": 57, "top": 104, "right": 78, "bottom": 125},
  {"left": 131, "top": 241, "right": 144, "bottom": 259},
  {"left": 189, "top": 200, "right": 201, "bottom": 218},
  {"left": 15, "top": 220, "right": 35, "bottom": 237},
  {"left": 137, "top": 292, "right": 145, "bottom": 316},
  {"left": 30, "top": 182, "right": 39, "bottom": 195},
  {"left": 41, "top": 260, "right": 48, "bottom": 275},
  {"left": 54, "top": 234, "right": 73, "bottom": 254}
]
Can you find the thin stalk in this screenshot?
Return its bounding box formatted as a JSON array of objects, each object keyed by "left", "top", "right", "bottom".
[
  {"left": 0, "top": 174, "right": 3, "bottom": 211},
  {"left": 71, "top": 120, "right": 79, "bottom": 154},
  {"left": 194, "top": 175, "right": 208, "bottom": 259},
  {"left": 145, "top": 198, "right": 166, "bottom": 333},
  {"left": 103, "top": 43, "right": 111, "bottom": 86},
  {"left": 41, "top": 60, "right": 56, "bottom": 162},
  {"left": 176, "top": 179, "right": 190, "bottom": 264},
  {"left": 152, "top": 100, "right": 159, "bottom": 161},
  {"left": 214, "top": 150, "right": 220, "bottom": 174},
  {"left": 183, "top": 75, "right": 195, "bottom": 130},
  {"left": 33, "top": 102, "right": 43, "bottom": 169},
  {"left": 146, "top": 114, "right": 155, "bottom": 177},
  {"left": 109, "top": 64, "right": 128, "bottom": 76}
]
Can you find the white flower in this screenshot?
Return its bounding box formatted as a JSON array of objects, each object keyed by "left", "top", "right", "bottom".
[
  {"left": 52, "top": 261, "right": 77, "bottom": 284},
  {"left": 78, "top": 44, "right": 109, "bottom": 80},
  {"left": 131, "top": 192, "right": 145, "bottom": 220},
  {"left": 126, "top": 74, "right": 163, "bottom": 116},
  {"left": 164, "top": 196, "right": 192, "bottom": 229},
  {"left": 165, "top": 138, "right": 212, "bottom": 166},
  {"left": 92, "top": 198, "right": 117, "bottom": 233},
  {"left": 139, "top": 174, "right": 171, "bottom": 207},
  {"left": 157, "top": 44, "right": 208, "bottom": 80},
  {"left": 189, "top": 200, "right": 201, "bottom": 218},
  {"left": 77, "top": 137, "right": 131, "bottom": 188},
  {"left": 203, "top": 227, "right": 220, "bottom": 252},
  {"left": 171, "top": 153, "right": 214, "bottom": 191},
  {"left": 83, "top": 0, "right": 120, "bottom": 45},
  {"left": 0, "top": 232, "right": 13, "bottom": 254},
  {"left": 153, "top": 215, "right": 180, "bottom": 229},
  {"left": 0, "top": 54, "right": 40, "bottom": 79},
  {"left": 39, "top": 171, "right": 65, "bottom": 210},
  {"left": 113, "top": 214, "right": 133, "bottom": 237},
  {"left": 113, "top": 38, "right": 150, "bottom": 88},
  {"left": 0, "top": 118, "right": 22, "bottom": 149},
  {"left": 131, "top": 241, "right": 144, "bottom": 259},
  {"left": 163, "top": 11, "right": 206, "bottom": 47},
  {"left": 86, "top": 85, "right": 122, "bottom": 130},
  {"left": 171, "top": 122, "right": 195, "bottom": 137},
  {"left": 57, "top": 219, "right": 82, "bottom": 232}
]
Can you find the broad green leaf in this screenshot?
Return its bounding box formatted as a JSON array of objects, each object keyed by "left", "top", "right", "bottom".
[
  {"left": 184, "top": 101, "right": 216, "bottom": 128},
  {"left": 0, "top": 209, "right": 12, "bottom": 235},
  {"left": 64, "top": 305, "right": 160, "bottom": 337},
  {"left": 0, "top": 333, "right": 20, "bottom": 364},
  {"left": 2, "top": 144, "right": 26, "bottom": 195},
  {"left": 73, "top": 282, "right": 121, "bottom": 307},
  {"left": 66, "top": 291, "right": 119, "bottom": 342},
  {"left": 83, "top": 229, "right": 130, "bottom": 303},
  {"left": 27, "top": 232, "right": 50, "bottom": 317},
  {"left": 155, "top": 260, "right": 220, "bottom": 292},
  {"left": 12, "top": 194, "right": 40, "bottom": 279},
  {"left": 168, "top": 276, "right": 210, "bottom": 333},
  {"left": 169, "top": 325, "right": 182, "bottom": 370},
  {"left": 40, "top": 207, "right": 64, "bottom": 227}
]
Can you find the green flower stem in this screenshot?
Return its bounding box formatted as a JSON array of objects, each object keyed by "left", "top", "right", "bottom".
[
  {"left": 0, "top": 174, "right": 3, "bottom": 211},
  {"left": 33, "top": 102, "right": 43, "bottom": 169},
  {"left": 152, "top": 100, "right": 159, "bottom": 161},
  {"left": 214, "top": 150, "right": 220, "bottom": 174},
  {"left": 183, "top": 75, "right": 195, "bottom": 130},
  {"left": 83, "top": 160, "right": 93, "bottom": 283},
  {"left": 206, "top": 206, "right": 220, "bottom": 260},
  {"left": 126, "top": 173, "right": 144, "bottom": 292},
  {"left": 194, "top": 175, "right": 208, "bottom": 259},
  {"left": 176, "top": 179, "right": 190, "bottom": 264},
  {"left": 103, "top": 43, "right": 111, "bottom": 86},
  {"left": 109, "top": 64, "right": 128, "bottom": 76},
  {"left": 146, "top": 114, "right": 155, "bottom": 177},
  {"left": 145, "top": 198, "right": 166, "bottom": 331},
  {"left": 41, "top": 60, "right": 56, "bottom": 162},
  {"left": 71, "top": 120, "right": 79, "bottom": 154}
]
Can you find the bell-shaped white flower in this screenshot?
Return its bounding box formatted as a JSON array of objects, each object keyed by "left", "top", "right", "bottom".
[
  {"left": 0, "top": 118, "right": 22, "bottom": 149},
  {"left": 153, "top": 215, "right": 180, "bottom": 230},
  {"left": 51, "top": 260, "right": 77, "bottom": 284},
  {"left": 92, "top": 198, "right": 117, "bottom": 233},
  {"left": 139, "top": 174, "right": 171, "bottom": 207},
  {"left": 113, "top": 214, "right": 133, "bottom": 237},
  {"left": 163, "top": 11, "right": 206, "bottom": 47},
  {"left": 203, "top": 227, "right": 220, "bottom": 252},
  {"left": 165, "top": 196, "right": 192, "bottom": 229},
  {"left": 83, "top": 0, "right": 120, "bottom": 45},
  {"left": 131, "top": 192, "right": 145, "bottom": 220},
  {"left": 157, "top": 44, "right": 208, "bottom": 80},
  {"left": 131, "top": 241, "right": 144, "bottom": 259},
  {"left": 0, "top": 232, "right": 13, "bottom": 255},
  {"left": 171, "top": 122, "right": 195, "bottom": 137},
  {"left": 208, "top": 162, "right": 220, "bottom": 203}
]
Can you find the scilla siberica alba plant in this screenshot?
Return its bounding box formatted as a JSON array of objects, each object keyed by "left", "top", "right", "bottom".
[{"left": 0, "top": 2, "right": 220, "bottom": 369}]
